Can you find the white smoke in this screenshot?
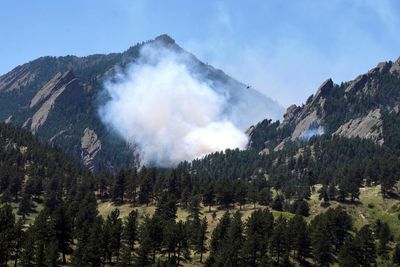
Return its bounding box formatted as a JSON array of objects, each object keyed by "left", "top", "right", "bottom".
[
  {"left": 99, "top": 45, "right": 249, "bottom": 166},
  {"left": 300, "top": 127, "right": 324, "bottom": 141}
]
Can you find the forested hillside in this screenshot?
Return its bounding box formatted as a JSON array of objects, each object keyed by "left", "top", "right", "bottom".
[{"left": 1, "top": 122, "right": 400, "bottom": 266}]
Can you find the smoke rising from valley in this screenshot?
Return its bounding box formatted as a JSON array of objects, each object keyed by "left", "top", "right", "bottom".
[{"left": 99, "top": 43, "right": 275, "bottom": 167}]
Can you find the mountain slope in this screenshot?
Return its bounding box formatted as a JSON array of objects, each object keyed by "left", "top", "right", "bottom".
[
  {"left": 0, "top": 34, "right": 283, "bottom": 171},
  {"left": 248, "top": 58, "right": 400, "bottom": 153}
]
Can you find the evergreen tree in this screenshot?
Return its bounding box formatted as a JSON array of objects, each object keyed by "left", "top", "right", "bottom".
[
  {"left": 311, "top": 215, "right": 333, "bottom": 266},
  {"left": 154, "top": 191, "right": 177, "bottom": 222},
  {"left": 136, "top": 215, "right": 153, "bottom": 267},
  {"left": 338, "top": 236, "right": 358, "bottom": 267},
  {"left": 105, "top": 209, "right": 123, "bottom": 263},
  {"left": 234, "top": 181, "right": 247, "bottom": 209},
  {"left": 202, "top": 183, "right": 215, "bottom": 212},
  {"left": 20, "top": 228, "right": 35, "bottom": 267},
  {"left": 269, "top": 215, "right": 289, "bottom": 265},
  {"left": 248, "top": 184, "right": 259, "bottom": 209},
  {"left": 206, "top": 211, "right": 231, "bottom": 265},
  {"left": 0, "top": 204, "right": 15, "bottom": 265},
  {"left": 12, "top": 219, "right": 24, "bottom": 267},
  {"left": 175, "top": 220, "right": 190, "bottom": 265},
  {"left": 72, "top": 217, "right": 104, "bottom": 267},
  {"left": 241, "top": 209, "right": 274, "bottom": 266},
  {"left": 123, "top": 210, "right": 138, "bottom": 252},
  {"left": 18, "top": 193, "right": 32, "bottom": 219},
  {"left": 392, "top": 242, "right": 400, "bottom": 266},
  {"left": 289, "top": 215, "right": 310, "bottom": 260},
  {"left": 374, "top": 219, "right": 392, "bottom": 259},
  {"left": 54, "top": 204, "right": 73, "bottom": 264},
  {"left": 112, "top": 170, "right": 127, "bottom": 204},
  {"left": 213, "top": 211, "right": 244, "bottom": 267},
  {"left": 258, "top": 187, "right": 272, "bottom": 206},
  {"left": 195, "top": 217, "right": 208, "bottom": 263},
  {"left": 354, "top": 225, "right": 376, "bottom": 267}
]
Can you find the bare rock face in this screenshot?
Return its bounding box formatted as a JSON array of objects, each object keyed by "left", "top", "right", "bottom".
[
  {"left": 245, "top": 125, "right": 255, "bottom": 137},
  {"left": 279, "top": 104, "right": 300, "bottom": 128},
  {"left": 345, "top": 74, "right": 368, "bottom": 93},
  {"left": 4, "top": 115, "right": 12, "bottom": 124},
  {"left": 30, "top": 71, "right": 77, "bottom": 133},
  {"left": 333, "top": 109, "right": 383, "bottom": 145},
  {"left": 314, "top": 79, "right": 333, "bottom": 99},
  {"left": 30, "top": 72, "right": 63, "bottom": 108},
  {"left": 81, "top": 128, "right": 102, "bottom": 171},
  {"left": 389, "top": 57, "right": 400, "bottom": 74},
  {"left": 0, "top": 66, "right": 36, "bottom": 92},
  {"left": 290, "top": 110, "right": 322, "bottom": 141}
]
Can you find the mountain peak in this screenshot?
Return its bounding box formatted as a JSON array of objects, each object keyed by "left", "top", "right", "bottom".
[{"left": 154, "top": 34, "right": 176, "bottom": 45}]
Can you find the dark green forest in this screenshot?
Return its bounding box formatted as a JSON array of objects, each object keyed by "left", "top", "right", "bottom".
[{"left": 1, "top": 119, "right": 400, "bottom": 267}]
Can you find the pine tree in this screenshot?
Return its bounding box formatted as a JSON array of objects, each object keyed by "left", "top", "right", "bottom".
[
  {"left": 354, "top": 225, "right": 376, "bottom": 267},
  {"left": 215, "top": 211, "right": 243, "bottom": 266},
  {"left": 202, "top": 183, "right": 215, "bottom": 212},
  {"left": 105, "top": 209, "right": 123, "bottom": 263},
  {"left": 124, "top": 210, "right": 138, "bottom": 252},
  {"left": 318, "top": 184, "right": 329, "bottom": 203},
  {"left": 241, "top": 209, "right": 274, "bottom": 266},
  {"left": 195, "top": 217, "right": 208, "bottom": 263},
  {"left": 116, "top": 243, "right": 134, "bottom": 267},
  {"left": 209, "top": 211, "right": 231, "bottom": 254},
  {"left": 136, "top": 215, "right": 153, "bottom": 267},
  {"left": 12, "top": 219, "right": 24, "bottom": 267},
  {"left": 338, "top": 236, "right": 358, "bottom": 267},
  {"left": 162, "top": 219, "right": 178, "bottom": 262},
  {"left": 271, "top": 194, "right": 284, "bottom": 211},
  {"left": 392, "top": 242, "right": 400, "bottom": 266},
  {"left": 269, "top": 215, "right": 289, "bottom": 265},
  {"left": 0, "top": 204, "right": 15, "bottom": 265},
  {"left": 126, "top": 168, "right": 137, "bottom": 206},
  {"left": 248, "top": 184, "right": 259, "bottom": 209},
  {"left": 289, "top": 215, "right": 310, "bottom": 260},
  {"left": 154, "top": 191, "right": 177, "bottom": 222},
  {"left": 258, "top": 187, "right": 272, "bottom": 206},
  {"left": 73, "top": 217, "right": 105, "bottom": 267},
  {"left": 374, "top": 219, "right": 392, "bottom": 259},
  {"left": 20, "top": 228, "right": 35, "bottom": 267},
  {"left": 234, "top": 181, "right": 247, "bottom": 210},
  {"left": 54, "top": 204, "right": 73, "bottom": 264},
  {"left": 18, "top": 193, "right": 32, "bottom": 219},
  {"left": 175, "top": 220, "right": 190, "bottom": 265},
  {"left": 311, "top": 215, "right": 333, "bottom": 266},
  {"left": 112, "top": 170, "right": 127, "bottom": 204}
]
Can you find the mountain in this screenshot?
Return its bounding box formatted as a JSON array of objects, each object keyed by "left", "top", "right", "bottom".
[
  {"left": 248, "top": 58, "right": 400, "bottom": 153},
  {"left": 0, "top": 34, "right": 283, "bottom": 171}
]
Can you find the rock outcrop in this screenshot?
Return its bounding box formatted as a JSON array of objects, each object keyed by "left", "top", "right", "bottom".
[
  {"left": 333, "top": 109, "right": 383, "bottom": 145},
  {"left": 81, "top": 128, "right": 102, "bottom": 172},
  {"left": 0, "top": 66, "right": 36, "bottom": 92},
  {"left": 30, "top": 71, "right": 78, "bottom": 133}
]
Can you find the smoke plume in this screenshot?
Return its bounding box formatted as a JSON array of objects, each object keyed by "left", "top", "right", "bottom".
[
  {"left": 99, "top": 44, "right": 278, "bottom": 166},
  {"left": 99, "top": 43, "right": 274, "bottom": 166},
  {"left": 300, "top": 127, "right": 324, "bottom": 141}
]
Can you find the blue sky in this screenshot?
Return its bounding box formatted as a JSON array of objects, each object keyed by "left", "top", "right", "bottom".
[{"left": 2, "top": 0, "right": 400, "bottom": 106}]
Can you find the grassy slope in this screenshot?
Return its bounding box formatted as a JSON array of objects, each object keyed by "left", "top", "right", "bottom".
[
  {"left": 98, "top": 185, "right": 400, "bottom": 240},
  {"left": 309, "top": 184, "right": 400, "bottom": 240},
  {"left": 96, "top": 184, "right": 400, "bottom": 266}
]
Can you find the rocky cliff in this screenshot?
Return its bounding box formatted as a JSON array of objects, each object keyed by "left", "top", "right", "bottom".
[{"left": 248, "top": 58, "right": 400, "bottom": 152}]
